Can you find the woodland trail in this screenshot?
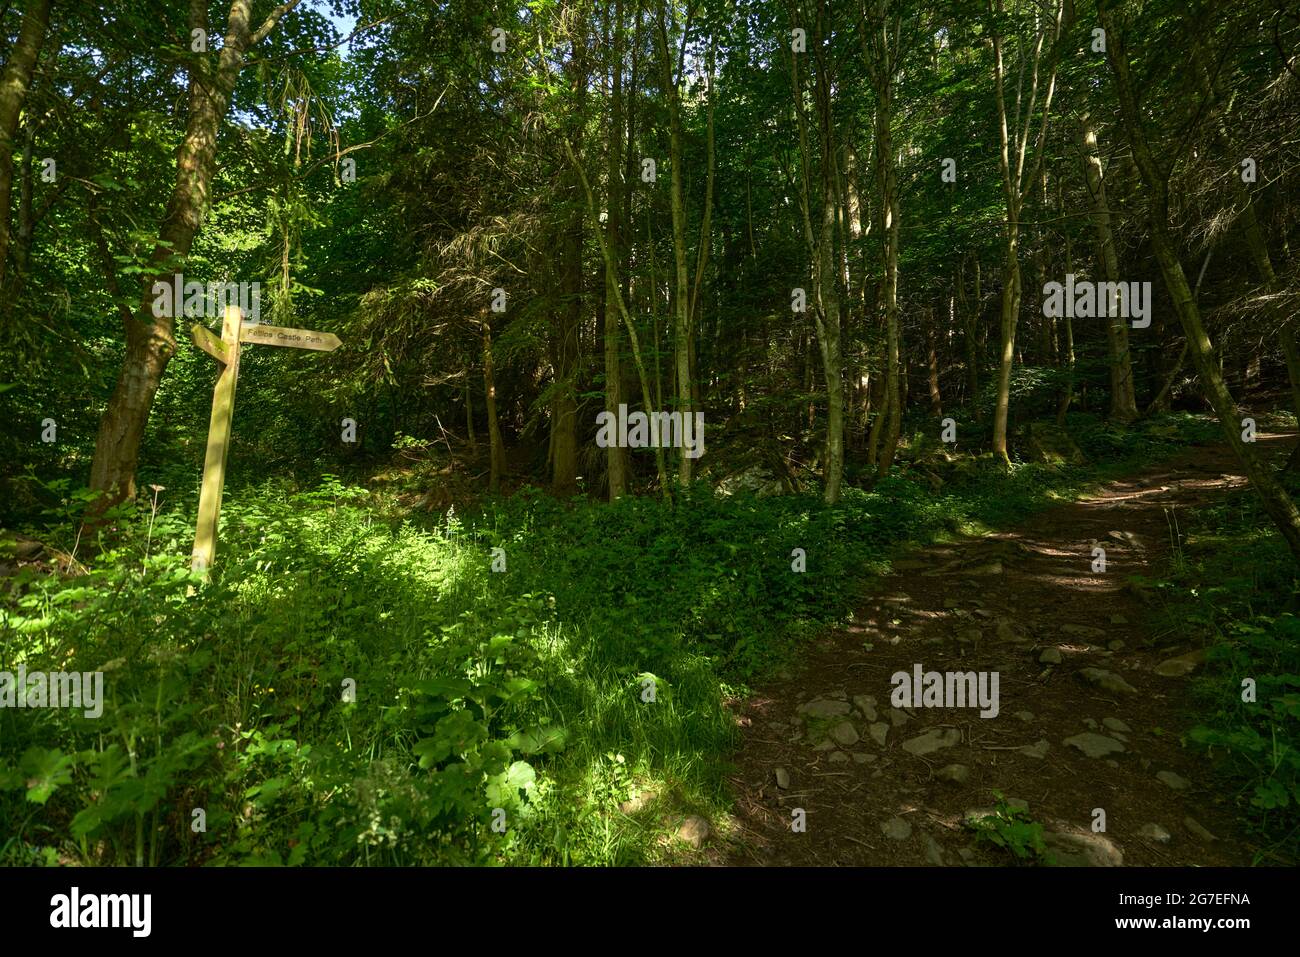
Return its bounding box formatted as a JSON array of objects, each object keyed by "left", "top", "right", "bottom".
[{"left": 717, "top": 435, "right": 1295, "bottom": 867}]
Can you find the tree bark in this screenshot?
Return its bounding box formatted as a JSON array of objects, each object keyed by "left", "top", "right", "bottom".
[
  {"left": 604, "top": 0, "right": 629, "bottom": 499},
  {"left": 0, "top": 0, "right": 52, "bottom": 289},
  {"left": 1099, "top": 0, "right": 1300, "bottom": 560},
  {"left": 655, "top": 3, "right": 695, "bottom": 485},
  {"left": 483, "top": 318, "right": 505, "bottom": 495},
  {"left": 989, "top": 0, "right": 1064, "bottom": 463},
  {"left": 1079, "top": 115, "right": 1138, "bottom": 422},
  {"left": 88, "top": 0, "right": 302, "bottom": 510}
]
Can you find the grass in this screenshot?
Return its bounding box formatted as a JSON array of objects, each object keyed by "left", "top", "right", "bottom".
[
  {"left": 1142, "top": 457, "right": 1300, "bottom": 864},
  {"left": 0, "top": 412, "right": 1233, "bottom": 866}
]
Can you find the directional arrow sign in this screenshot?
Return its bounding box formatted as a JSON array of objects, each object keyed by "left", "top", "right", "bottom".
[
  {"left": 190, "top": 322, "right": 228, "bottom": 362},
  {"left": 240, "top": 322, "right": 341, "bottom": 352},
  {"left": 190, "top": 307, "right": 344, "bottom": 578}
]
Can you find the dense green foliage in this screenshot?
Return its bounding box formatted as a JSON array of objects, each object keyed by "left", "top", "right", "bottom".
[
  {"left": 1, "top": 413, "right": 1237, "bottom": 865},
  {"left": 1, "top": 0, "right": 1298, "bottom": 870}
]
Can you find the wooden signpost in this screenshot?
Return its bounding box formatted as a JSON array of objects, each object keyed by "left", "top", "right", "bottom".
[{"left": 190, "top": 305, "right": 342, "bottom": 576}]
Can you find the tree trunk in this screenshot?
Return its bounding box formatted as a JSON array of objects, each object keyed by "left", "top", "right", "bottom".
[
  {"left": 926, "top": 308, "right": 942, "bottom": 417},
  {"left": 988, "top": 0, "right": 1064, "bottom": 463},
  {"left": 1100, "top": 0, "right": 1300, "bottom": 560},
  {"left": 88, "top": 0, "right": 301, "bottom": 510},
  {"left": 876, "top": 72, "right": 902, "bottom": 479},
  {"left": 1080, "top": 114, "right": 1138, "bottom": 422},
  {"left": 564, "top": 136, "right": 669, "bottom": 493},
  {"left": 655, "top": 5, "right": 694, "bottom": 485},
  {"left": 0, "top": 0, "right": 52, "bottom": 289},
  {"left": 483, "top": 318, "right": 505, "bottom": 495},
  {"left": 551, "top": 208, "right": 582, "bottom": 497},
  {"left": 604, "top": 0, "right": 629, "bottom": 499}
]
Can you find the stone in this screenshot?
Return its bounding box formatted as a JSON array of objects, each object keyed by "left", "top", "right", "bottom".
[
  {"left": 619, "top": 790, "right": 657, "bottom": 813},
  {"left": 943, "top": 598, "right": 961, "bottom": 610},
  {"left": 925, "top": 835, "right": 946, "bottom": 866},
  {"left": 965, "top": 561, "right": 1003, "bottom": 576},
  {"left": 1079, "top": 667, "right": 1138, "bottom": 695},
  {"left": 889, "top": 708, "right": 911, "bottom": 728},
  {"left": 1082, "top": 717, "right": 1099, "bottom": 730},
  {"left": 1014, "top": 710, "right": 1035, "bottom": 723},
  {"left": 1039, "top": 647, "right": 1062, "bottom": 665},
  {"left": 853, "top": 695, "right": 879, "bottom": 722},
  {"left": 1156, "top": 770, "right": 1190, "bottom": 791},
  {"left": 1184, "top": 817, "right": 1217, "bottom": 842},
  {"left": 937, "top": 763, "right": 970, "bottom": 784},
  {"left": 1064, "top": 732, "right": 1126, "bottom": 759},
  {"left": 1140, "top": 823, "right": 1172, "bottom": 843},
  {"left": 829, "top": 751, "right": 850, "bottom": 763},
  {"left": 996, "top": 621, "right": 1019, "bottom": 642},
  {"left": 829, "top": 721, "right": 860, "bottom": 746},
  {"left": 957, "top": 627, "right": 983, "bottom": 645},
  {"left": 902, "top": 727, "right": 962, "bottom": 756},
  {"left": 1108, "top": 640, "right": 1125, "bottom": 652},
  {"left": 1110, "top": 614, "right": 1129, "bottom": 625},
  {"left": 1018, "top": 739, "right": 1050, "bottom": 759},
  {"left": 881, "top": 817, "right": 913, "bottom": 840},
  {"left": 852, "top": 752, "right": 877, "bottom": 764},
  {"left": 1043, "top": 831, "right": 1123, "bottom": 867},
  {"left": 963, "top": 799, "right": 1029, "bottom": 826},
  {"left": 1102, "top": 717, "right": 1132, "bottom": 734},
  {"left": 797, "top": 698, "right": 852, "bottom": 719},
  {"left": 775, "top": 768, "right": 790, "bottom": 790},
  {"left": 868, "top": 722, "right": 890, "bottom": 747},
  {"left": 676, "top": 815, "right": 711, "bottom": 849},
  {"left": 1154, "top": 649, "right": 1206, "bottom": 678},
  {"left": 1107, "top": 530, "right": 1144, "bottom": 549},
  {"left": 715, "top": 466, "right": 784, "bottom": 498}
]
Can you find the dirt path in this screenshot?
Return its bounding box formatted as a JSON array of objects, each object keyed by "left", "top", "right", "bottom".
[{"left": 718, "top": 436, "right": 1294, "bottom": 867}]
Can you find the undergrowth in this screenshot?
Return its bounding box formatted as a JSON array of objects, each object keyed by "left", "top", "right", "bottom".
[{"left": 0, "top": 413, "right": 1224, "bottom": 866}]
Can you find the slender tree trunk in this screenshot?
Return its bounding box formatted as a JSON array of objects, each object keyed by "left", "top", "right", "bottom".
[
  {"left": 464, "top": 380, "right": 477, "bottom": 451},
  {"left": 655, "top": 5, "right": 694, "bottom": 484},
  {"left": 1080, "top": 114, "right": 1138, "bottom": 422},
  {"left": 483, "top": 318, "right": 505, "bottom": 495},
  {"left": 790, "top": 3, "right": 845, "bottom": 502},
  {"left": 551, "top": 208, "right": 582, "bottom": 497},
  {"left": 988, "top": 0, "right": 1064, "bottom": 463},
  {"left": 958, "top": 257, "right": 981, "bottom": 417},
  {"left": 604, "top": 0, "right": 629, "bottom": 499},
  {"left": 876, "top": 74, "right": 902, "bottom": 478},
  {"left": 564, "top": 136, "right": 669, "bottom": 493},
  {"left": 926, "top": 308, "right": 942, "bottom": 416},
  {"left": 0, "top": 0, "right": 52, "bottom": 289}
]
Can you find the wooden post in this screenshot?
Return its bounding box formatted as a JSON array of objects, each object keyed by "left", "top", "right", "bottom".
[
  {"left": 189, "top": 309, "right": 341, "bottom": 577},
  {"left": 191, "top": 304, "right": 243, "bottom": 575}
]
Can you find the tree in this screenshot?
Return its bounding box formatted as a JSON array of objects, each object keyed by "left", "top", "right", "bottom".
[
  {"left": 88, "top": 0, "right": 304, "bottom": 511},
  {"left": 988, "top": 0, "right": 1064, "bottom": 464},
  {"left": 1098, "top": 0, "right": 1300, "bottom": 560}
]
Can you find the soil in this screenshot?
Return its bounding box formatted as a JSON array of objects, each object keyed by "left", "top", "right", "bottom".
[{"left": 716, "top": 434, "right": 1295, "bottom": 867}]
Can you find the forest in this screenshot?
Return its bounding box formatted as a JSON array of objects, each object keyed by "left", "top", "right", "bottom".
[{"left": 0, "top": 0, "right": 1297, "bottom": 871}]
